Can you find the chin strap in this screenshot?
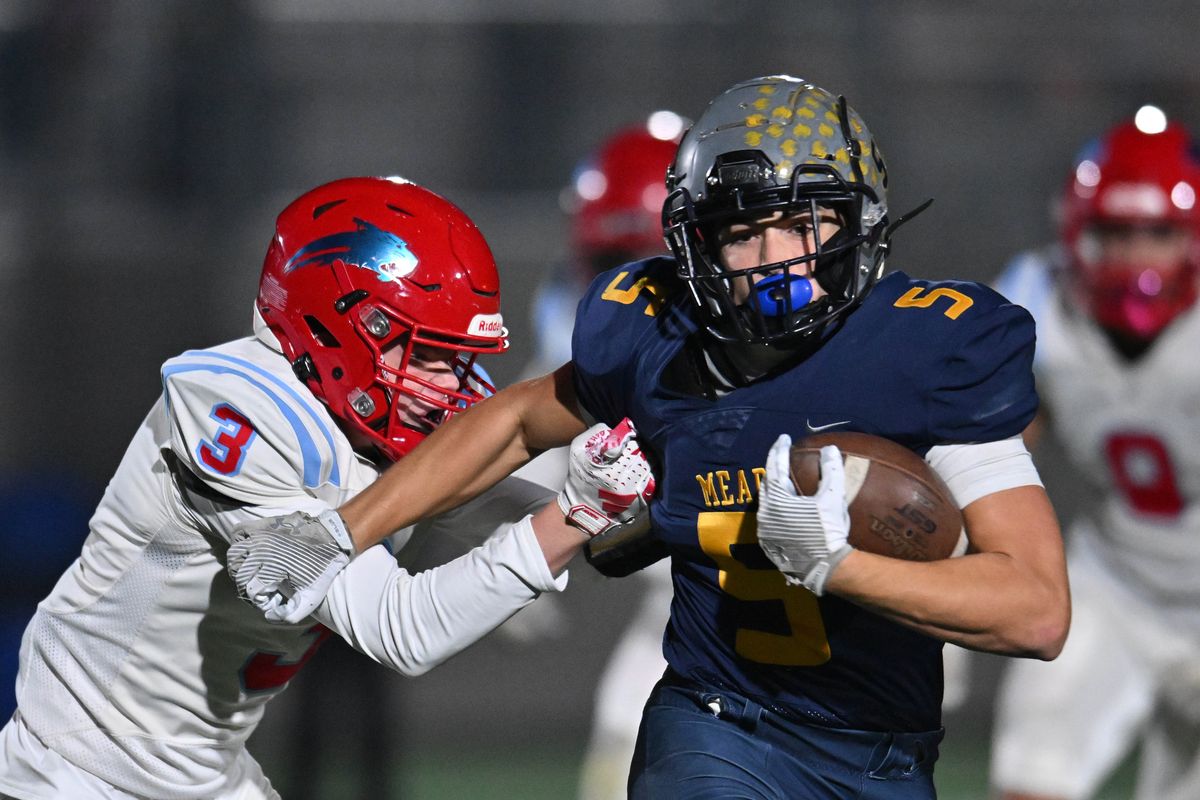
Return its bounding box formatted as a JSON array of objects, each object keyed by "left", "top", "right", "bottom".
[{"left": 880, "top": 198, "right": 934, "bottom": 255}]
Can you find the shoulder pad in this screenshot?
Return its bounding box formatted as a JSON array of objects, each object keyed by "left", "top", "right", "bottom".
[
  {"left": 873, "top": 271, "right": 1014, "bottom": 326},
  {"left": 863, "top": 273, "right": 1038, "bottom": 442},
  {"left": 573, "top": 256, "right": 687, "bottom": 422},
  {"left": 576, "top": 256, "right": 682, "bottom": 327},
  {"left": 161, "top": 348, "right": 346, "bottom": 505}
]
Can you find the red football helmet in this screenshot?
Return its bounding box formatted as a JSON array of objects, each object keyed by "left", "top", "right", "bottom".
[
  {"left": 1061, "top": 113, "right": 1200, "bottom": 343},
  {"left": 258, "top": 177, "right": 508, "bottom": 461},
  {"left": 567, "top": 113, "right": 685, "bottom": 275}
]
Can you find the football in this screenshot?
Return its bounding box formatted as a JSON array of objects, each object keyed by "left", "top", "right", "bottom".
[{"left": 789, "top": 432, "right": 965, "bottom": 562}]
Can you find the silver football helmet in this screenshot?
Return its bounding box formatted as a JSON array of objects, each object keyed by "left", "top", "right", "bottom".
[{"left": 664, "top": 75, "right": 892, "bottom": 344}]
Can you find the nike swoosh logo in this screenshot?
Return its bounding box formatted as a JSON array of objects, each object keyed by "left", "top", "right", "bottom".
[{"left": 805, "top": 419, "right": 851, "bottom": 433}]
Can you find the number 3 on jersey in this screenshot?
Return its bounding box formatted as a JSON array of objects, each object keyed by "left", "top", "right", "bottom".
[
  {"left": 197, "top": 403, "right": 257, "bottom": 476},
  {"left": 698, "top": 511, "right": 832, "bottom": 666}
]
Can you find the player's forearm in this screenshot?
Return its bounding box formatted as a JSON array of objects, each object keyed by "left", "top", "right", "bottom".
[
  {"left": 317, "top": 508, "right": 569, "bottom": 676},
  {"left": 825, "top": 549, "right": 1069, "bottom": 658},
  {"left": 529, "top": 500, "right": 589, "bottom": 575},
  {"left": 825, "top": 485, "right": 1070, "bottom": 658},
  {"left": 340, "top": 365, "right": 586, "bottom": 552}
]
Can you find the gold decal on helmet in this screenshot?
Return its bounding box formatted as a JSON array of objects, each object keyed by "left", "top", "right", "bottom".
[
  {"left": 772, "top": 106, "right": 793, "bottom": 121},
  {"left": 792, "top": 123, "right": 812, "bottom": 138},
  {"left": 818, "top": 123, "right": 835, "bottom": 138},
  {"left": 780, "top": 139, "right": 797, "bottom": 157},
  {"left": 796, "top": 107, "right": 816, "bottom": 120},
  {"left": 745, "top": 131, "right": 763, "bottom": 147},
  {"left": 758, "top": 85, "right": 777, "bottom": 95},
  {"left": 745, "top": 113, "right": 766, "bottom": 127},
  {"left": 811, "top": 141, "right": 828, "bottom": 159},
  {"left": 766, "top": 123, "right": 785, "bottom": 138},
  {"left": 753, "top": 97, "right": 770, "bottom": 111}
]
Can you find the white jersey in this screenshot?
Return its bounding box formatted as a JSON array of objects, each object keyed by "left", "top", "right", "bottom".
[
  {"left": 996, "top": 249, "right": 1200, "bottom": 613},
  {"left": 2, "top": 336, "right": 559, "bottom": 800}
]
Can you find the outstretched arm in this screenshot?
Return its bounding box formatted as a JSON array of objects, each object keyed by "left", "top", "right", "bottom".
[
  {"left": 341, "top": 363, "right": 587, "bottom": 552},
  {"left": 229, "top": 414, "right": 653, "bottom": 625},
  {"left": 316, "top": 417, "right": 658, "bottom": 674},
  {"left": 757, "top": 435, "right": 1069, "bottom": 660},
  {"left": 315, "top": 502, "right": 577, "bottom": 676}
]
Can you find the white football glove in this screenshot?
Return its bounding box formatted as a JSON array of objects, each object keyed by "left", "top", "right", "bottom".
[
  {"left": 227, "top": 509, "right": 355, "bottom": 625},
  {"left": 558, "top": 417, "right": 656, "bottom": 537},
  {"left": 756, "top": 433, "right": 853, "bottom": 596}
]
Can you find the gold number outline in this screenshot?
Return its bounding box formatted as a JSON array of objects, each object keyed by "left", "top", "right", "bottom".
[
  {"left": 601, "top": 271, "right": 663, "bottom": 317},
  {"left": 893, "top": 286, "right": 974, "bottom": 320},
  {"left": 697, "top": 511, "right": 831, "bottom": 666}
]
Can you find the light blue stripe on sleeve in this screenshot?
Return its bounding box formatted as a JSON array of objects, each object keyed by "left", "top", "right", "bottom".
[{"left": 162, "top": 359, "right": 339, "bottom": 489}]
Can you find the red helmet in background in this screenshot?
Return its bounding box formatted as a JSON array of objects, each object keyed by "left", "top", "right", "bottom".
[
  {"left": 566, "top": 112, "right": 685, "bottom": 275},
  {"left": 1060, "top": 112, "right": 1200, "bottom": 343},
  {"left": 258, "top": 176, "right": 508, "bottom": 461}
]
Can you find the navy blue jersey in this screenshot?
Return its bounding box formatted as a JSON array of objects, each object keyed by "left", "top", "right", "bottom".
[{"left": 572, "top": 256, "right": 1037, "bottom": 732}]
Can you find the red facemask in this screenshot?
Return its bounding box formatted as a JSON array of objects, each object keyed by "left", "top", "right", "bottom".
[{"left": 1074, "top": 259, "right": 1198, "bottom": 341}]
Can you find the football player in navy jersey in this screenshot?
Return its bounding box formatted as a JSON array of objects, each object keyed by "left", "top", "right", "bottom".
[{"left": 230, "top": 76, "right": 1070, "bottom": 798}]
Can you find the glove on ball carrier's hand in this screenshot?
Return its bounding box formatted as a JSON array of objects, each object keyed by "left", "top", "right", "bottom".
[
  {"left": 756, "top": 433, "right": 853, "bottom": 596},
  {"left": 558, "top": 417, "right": 656, "bottom": 538},
  {"left": 227, "top": 508, "right": 355, "bottom": 624}
]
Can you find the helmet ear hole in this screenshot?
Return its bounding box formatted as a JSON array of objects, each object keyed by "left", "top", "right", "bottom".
[{"left": 303, "top": 315, "right": 342, "bottom": 348}]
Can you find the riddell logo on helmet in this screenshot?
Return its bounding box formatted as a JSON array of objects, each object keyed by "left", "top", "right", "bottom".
[
  {"left": 1100, "top": 183, "right": 1169, "bottom": 218},
  {"left": 716, "top": 164, "right": 766, "bottom": 189},
  {"left": 468, "top": 314, "right": 505, "bottom": 337}
]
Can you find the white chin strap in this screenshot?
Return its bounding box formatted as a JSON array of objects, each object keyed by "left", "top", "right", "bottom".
[{"left": 251, "top": 305, "right": 284, "bottom": 353}]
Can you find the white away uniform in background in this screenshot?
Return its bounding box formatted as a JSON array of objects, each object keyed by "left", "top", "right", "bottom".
[
  {"left": 991, "top": 249, "right": 1200, "bottom": 800},
  {"left": 0, "top": 335, "right": 558, "bottom": 800}
]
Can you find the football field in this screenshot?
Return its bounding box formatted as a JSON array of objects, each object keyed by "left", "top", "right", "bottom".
[{"left": 263, "top": 733, "right": 1137, "bottom": 798}]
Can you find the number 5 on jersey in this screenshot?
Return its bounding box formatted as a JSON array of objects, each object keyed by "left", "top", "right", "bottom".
[
  {"left": 698, "top": 511, "right": 832, "bottom": 666},
  {"left": 198, "top": 402, "right": 257, "bottom": 476},
  {"left": 601, "top": 271, "right": 664, "bottom": 316}
]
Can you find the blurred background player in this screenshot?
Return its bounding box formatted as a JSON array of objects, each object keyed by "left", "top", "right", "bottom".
[
  {"left": 521, "top": 113, "right": 685, "bottom": 800},
  {"left": 522, "top": 111, "right": 687, "bottom": 381},
  {"left": 0, "top": 176, "right": 653, "bottom": 800},
  {"left": 990, "top": 108, "right": 1200, "bottom": 800}
]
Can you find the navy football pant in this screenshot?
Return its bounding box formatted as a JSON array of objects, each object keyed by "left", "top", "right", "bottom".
[{"left": 629, "top": 676, "right": 943, "bottom": 799}]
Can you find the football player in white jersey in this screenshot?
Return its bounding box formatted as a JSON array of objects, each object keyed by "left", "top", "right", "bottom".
[
  {"left": 990, "top": 110, "right": 1200, "bottom": 800},
  {"left": 0, "top": 177, "right": 654, "bottom": 800}
]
